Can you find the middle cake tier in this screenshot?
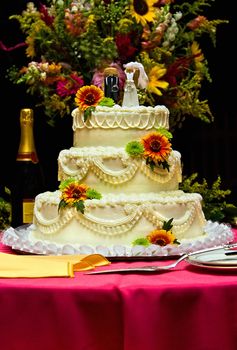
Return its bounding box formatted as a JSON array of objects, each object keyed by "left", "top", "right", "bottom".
[{"left": 58, "top": 147, "right": 182, "bottom": 193}]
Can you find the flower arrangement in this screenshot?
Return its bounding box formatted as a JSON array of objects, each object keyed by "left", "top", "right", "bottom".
[
  {"left": 58, "top": 178, "right": 102, "bottom": 214},
  {"left": 126, "top": 127, "right": 172, "bottom": 171},
  {"left": 5, "top": 0, "right": 228, "bottom": 128},
  {"left": 133, "top": 218, "right": 180, "bottom": 246}
]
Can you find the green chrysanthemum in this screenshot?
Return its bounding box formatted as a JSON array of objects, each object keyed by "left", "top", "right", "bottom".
[
  {"left": 86, "top": 188, "right": 102, "bottom": 200},
  {"left": 157, "top": 128, "right": 173, "bottom": 140},
  {"left": 99, "top": 97, "right": 115, "bottom": 107},
  {"left": 132, "top": 237, "right": 150, "bottom": 246},
  {"left": 125, "top": 141, "right": 144, "bottom": 156}
]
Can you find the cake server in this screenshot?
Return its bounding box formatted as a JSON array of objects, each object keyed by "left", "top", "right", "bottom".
[{"left": 85, "top": 243, "right": 237, "bottom": 274}]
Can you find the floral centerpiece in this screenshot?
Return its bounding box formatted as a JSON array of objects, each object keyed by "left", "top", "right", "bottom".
[{"left": 4, "top": 0, "right": 227, "bottom": 129}]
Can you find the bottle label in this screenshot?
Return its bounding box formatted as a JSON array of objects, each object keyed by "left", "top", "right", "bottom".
[{"left": 23, "top": 199, "right": 34, "bottom": 223}]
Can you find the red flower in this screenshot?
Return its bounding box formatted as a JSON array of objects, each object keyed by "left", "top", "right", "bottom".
[
  {"left": 164, "top": 56, "right": 194, "bottom": 87},
  {"left": 56, "top": 74, "right": 84, "bottom": 97},
  {"left": 115, "top": 34, "right": 138, "bottom": 62},
  {"left": 39, "top": 4, "right": 54, "bottom": 26}
]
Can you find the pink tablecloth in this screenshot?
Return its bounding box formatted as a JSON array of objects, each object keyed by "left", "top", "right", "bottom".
[{"left": 0, "top": 229, "right": 237, "bottom": 350}]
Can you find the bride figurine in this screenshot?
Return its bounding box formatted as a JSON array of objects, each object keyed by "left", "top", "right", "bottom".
[{"left": 122, "top": 62, "right": 148, "bottom": 108}]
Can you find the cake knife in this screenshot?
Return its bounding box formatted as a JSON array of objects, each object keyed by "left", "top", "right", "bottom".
[{"left": 85, "top": 243, "right": 237, "bottom": 274}]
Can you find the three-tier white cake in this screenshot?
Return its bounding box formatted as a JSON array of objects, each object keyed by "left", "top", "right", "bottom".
[
  {"left": 28, "top": 102, "right": 214, "bottom": 255},
  {"left": 3, "top": 74, "right": 233, "bottom": 256}
]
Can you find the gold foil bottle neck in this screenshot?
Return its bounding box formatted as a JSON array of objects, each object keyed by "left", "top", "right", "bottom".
[
  {"left": 104, "top": 67, "right": 118, "bottom": 76},
  {"left": 20, "top": 108, "right": 34, "bottom": 124},
  {"left": 17, "top": 108, "right": 39, "bottom": 163}
]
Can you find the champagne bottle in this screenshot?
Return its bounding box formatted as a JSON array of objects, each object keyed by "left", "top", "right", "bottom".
[{"left": 11, "top": 108, "right": 45, "bottom": 228}]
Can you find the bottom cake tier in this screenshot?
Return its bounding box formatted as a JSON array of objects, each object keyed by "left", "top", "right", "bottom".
[
  {"left": 2, "top": 190, "right": 233, "bottom": 257},
  {"left": 32, "top": 190, "right": 206, "bottom": 242}
]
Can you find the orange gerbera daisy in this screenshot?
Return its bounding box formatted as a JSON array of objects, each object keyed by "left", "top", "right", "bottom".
[
  {"left": 61, "top": 182, "right": 89, "bottom": 206},
  {"left": 147, "top": 229, "right": 177, "bottom": 246},
  {"left": 141, "top": 132, "right": 171, "bottom": 163},
  {"left": 75, "top": 85, "right": 104, "bottom": 111}
]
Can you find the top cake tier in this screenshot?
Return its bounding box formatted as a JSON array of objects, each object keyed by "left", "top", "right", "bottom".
[{"left": 72, "top": 105, "right": 169, "bottom": 147}]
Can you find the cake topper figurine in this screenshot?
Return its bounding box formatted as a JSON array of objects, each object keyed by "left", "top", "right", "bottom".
[{"left": 122, "top": 62, "right": 148, "bottom": 108}]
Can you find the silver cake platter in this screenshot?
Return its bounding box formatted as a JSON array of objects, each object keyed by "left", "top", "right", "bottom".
[{"left": 1, "top": 221, "right": 235, "bottom": 260}]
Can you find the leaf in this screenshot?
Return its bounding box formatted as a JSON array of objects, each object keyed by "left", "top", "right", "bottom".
[
  {"left": 83, "top": 106, "right": 95, "bottom": 122},
  {"left": 58, "top": 199, "right": 67, "bottom": 211},
  {"left": 160, "top": 160, "right": 170, "bottom": 171},
  {"left": 74, "top": 200, "right": 85, "bottom": 214},
  {"left": 163, "top": 218, "right": 173, "bottom": 231}
]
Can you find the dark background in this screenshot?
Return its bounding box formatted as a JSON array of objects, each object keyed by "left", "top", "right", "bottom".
[{"left": 0, "top": 1, "right": 236, "bottom": 203}]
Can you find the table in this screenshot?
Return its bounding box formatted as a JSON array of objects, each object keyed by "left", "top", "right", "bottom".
[{"left": 0, "top": 229, "right": 237, "bottom": 350}]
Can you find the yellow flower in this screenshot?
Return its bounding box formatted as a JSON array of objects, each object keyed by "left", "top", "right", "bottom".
[
  {"left": 147, "top": 65, "right": 169, "bottom": 96},
  {"left": 191, "top": 41, "right": 204, "bottom": 71},
  {"left": 147, "top": 229, "right": 177, "bottom": 246},
  {"left": 25, "top": 36, "right": 35, "bottom": 58},
  {"left": 61, "top": 183, "right": 89, "bottom": 206},
  {"left": 141, "top": 132, "right": 172, "bottom": 163},
  {"left": 75, "top": 85, "right": 104, "bottom": 111},
  {"left": 43, "top": 63, "right": 62, "bottom": 85},
  {"left": 130, "top": 0, "right": 157, "bottom": 26}
]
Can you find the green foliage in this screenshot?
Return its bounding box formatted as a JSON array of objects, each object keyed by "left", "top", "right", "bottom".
[
  {"left": 0, "top": 198, "right": 11, "bottom": 230},
  {"left": 180, "top": 174, "right": 237, "bottom": 224}
]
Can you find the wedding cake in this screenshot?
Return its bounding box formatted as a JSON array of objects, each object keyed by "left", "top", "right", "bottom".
[{"left": 2, "top": 64, "right": 233, "bottom": 256}]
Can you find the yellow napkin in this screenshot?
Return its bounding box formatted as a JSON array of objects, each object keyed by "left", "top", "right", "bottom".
[{"left": 0, "top": 253, "right": 110, "bottom": 278}]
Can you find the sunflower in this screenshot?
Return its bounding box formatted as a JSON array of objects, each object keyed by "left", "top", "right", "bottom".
[
  {"left": 75, "top": 85, "right": 104, "bottom": 111},
  {"left": 147, "top": 229, "right": 177, "bottom": 246},
  {"left": 130, "top": 0, "right": 157, "bottom": 26},
  {"left": 58, "top": 178, "right": 102, "bottom": 213},
  {"left": 59, "top": 182, "right": 89, "bottom": 214},
  {"left": 147, "top": 65, "right": 169, "bottom": 96},
  {"left": 61, "top": 182, "right": 89, "bottom": 206},
  {"left": 141, "top": 132, "right": 171, "bottom": 163}
]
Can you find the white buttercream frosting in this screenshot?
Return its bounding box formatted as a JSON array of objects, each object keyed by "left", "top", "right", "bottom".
[
  {"left": 58, "top": 148, "right": 182, "bottom": 193},
  {"left": 31, "top": 191, "right": 207, "bottom": 248},
  {"left": 72, "top": 105, "right": 169, "bottom": 147},
  {"left": 72, "top": 105, "right": 169, "bottom": 130}
]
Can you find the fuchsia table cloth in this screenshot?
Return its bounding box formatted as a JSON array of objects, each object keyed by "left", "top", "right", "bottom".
[{"left": 0, "top": 229, "right": 237, "bottom": 350}]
